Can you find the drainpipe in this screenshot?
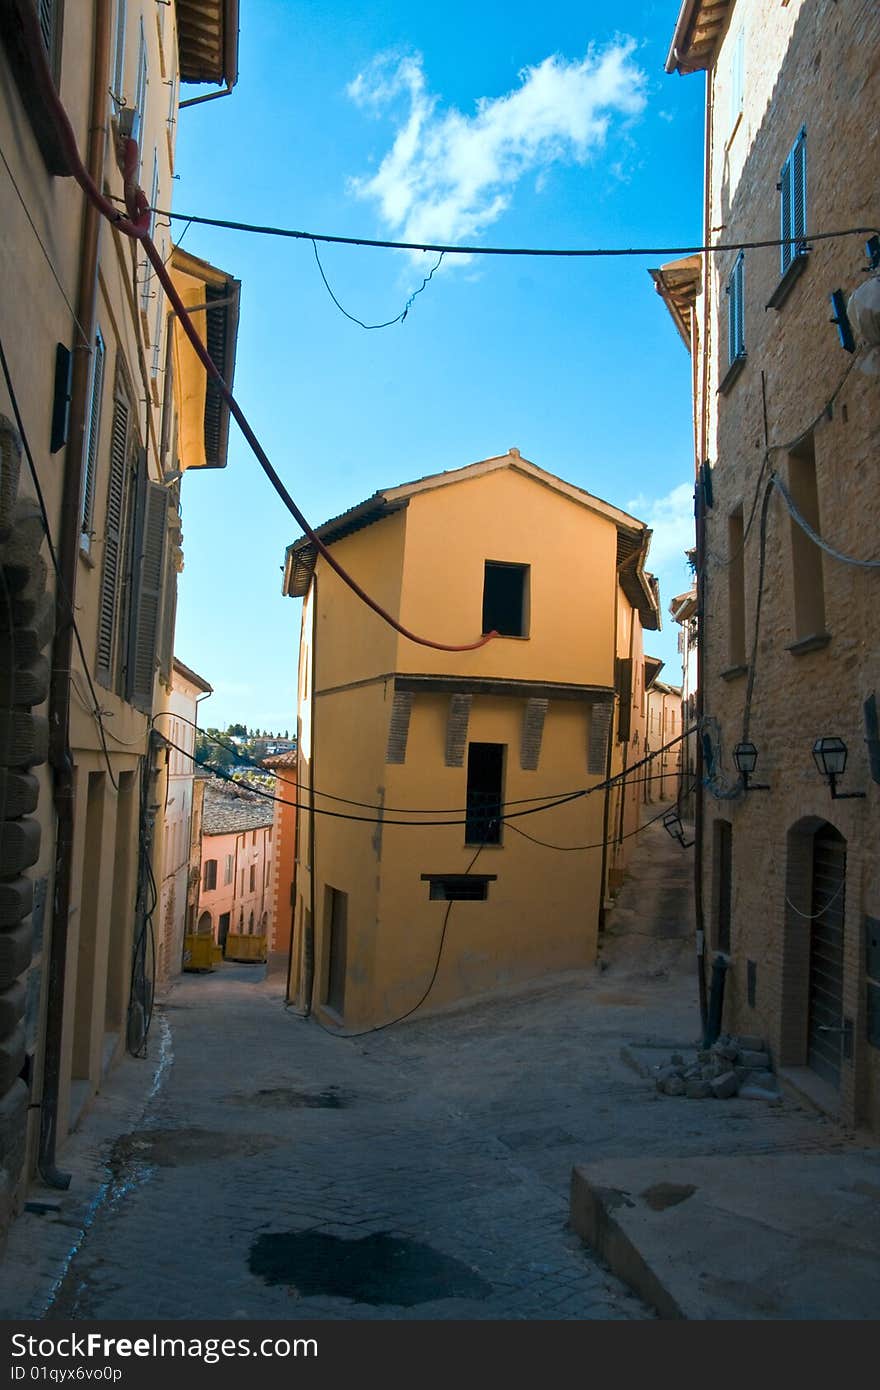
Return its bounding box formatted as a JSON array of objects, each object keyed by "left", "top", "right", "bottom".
[
  {"left": 598, "top": 582, "right": 620, "bottom": 933},
  {"left": 303, "top": 574, "right": 318, "bottom": 1013},
  {"left": 39, "top": 0, "right": 111, "bottom": 1189},
  {"left": 693, "top": 65, "right": 715, "bottom": 1042},
  {"left": 616, "top": 602, "right": 637, "bottom": 848}
]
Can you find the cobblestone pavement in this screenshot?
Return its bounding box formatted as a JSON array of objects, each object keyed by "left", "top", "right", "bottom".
[{"left": 0, "top": 814, "right": 844, "bottom": 1322}]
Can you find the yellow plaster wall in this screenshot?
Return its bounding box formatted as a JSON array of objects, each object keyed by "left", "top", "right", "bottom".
[{"left": 395, "top": 468, "right": 618, "bottom": 684}]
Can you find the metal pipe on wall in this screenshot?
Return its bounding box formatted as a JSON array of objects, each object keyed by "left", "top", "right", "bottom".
[{"left": 39, "top": 0, "right": 112, "bottom": 1189}]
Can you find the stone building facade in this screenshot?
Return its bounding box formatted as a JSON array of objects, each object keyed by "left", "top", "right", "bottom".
[{"left": 655, "top": 0, "right": 880, "bottom": 1130}]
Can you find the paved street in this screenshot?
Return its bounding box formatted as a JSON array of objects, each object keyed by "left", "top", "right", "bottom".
[{"left": 0, "top": 813, "right": 845, "bottom": 1322}]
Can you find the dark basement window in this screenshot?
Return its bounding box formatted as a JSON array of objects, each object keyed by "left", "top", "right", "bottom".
[
  {"left": 482, "top": 562, "right": 529, "bottom": 637},
  {"left": 421, "top": 874, "right": 497, "bottom": 901}
]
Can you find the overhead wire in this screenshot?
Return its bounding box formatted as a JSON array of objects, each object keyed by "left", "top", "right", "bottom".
[
  {"left": 506, "top": 786, "right": 696, "bottom": 852},
  {"left": 157, "top": 724, "right": 693, "bottom": 827},
  {"left": 7, "top": 0, "right": 493, "bottom": 656},
  {"left": 124, "top": 201, "right": 879, "bottom": 261},
  {"left": 310, "top": 239, "right": 444, "bottom": 329},
  {"left": 155, "top": 712, "right": 690, "bottom": 814}
]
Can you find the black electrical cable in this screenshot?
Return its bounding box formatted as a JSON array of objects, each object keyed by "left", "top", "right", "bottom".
[
  {"left": 310, "top": 239, "right": 444, "bottom": 329},
  {"left": 506, "top": 788, "right": 696, "bottom": 852},
  {"left": 131, "top": 203, "right": 878, "bottom": 261},
  {"left": 160, "top": 724, "right": 694, "bottom": 826},
  {"left": 300, "top": 842, "right": 488, "bottom": 1040},
  {"left": 160, "top": 712, "right": 691, "bottom": 816}
]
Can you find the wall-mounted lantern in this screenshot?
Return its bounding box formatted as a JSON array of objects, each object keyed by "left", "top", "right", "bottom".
[
  {"left": 811, "top": 736, "right": 865, "bottom": 800},
  {"left": 733, "top": 741, "right": 770, "bottom": 791},
  {"left": 662, "top": 809, "right": 694, "bottom": 849}
]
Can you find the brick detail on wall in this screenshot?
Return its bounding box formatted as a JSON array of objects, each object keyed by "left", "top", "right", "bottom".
[
  {"left": 520, "top": 699, "right": 549, "bottom": 771},
  {"left": 385, "top": 691, "right": 414, "bottom": 765},
  {"left": 588, "top": 703, "right": 612, "bottom": 775},
  {"left": 444, "top": 694, "right": 472, "bottom": 768}
]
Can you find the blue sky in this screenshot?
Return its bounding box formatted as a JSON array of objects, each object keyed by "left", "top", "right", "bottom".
[{"left": 172, "top": 1, "right": 705, "bottom": 731}]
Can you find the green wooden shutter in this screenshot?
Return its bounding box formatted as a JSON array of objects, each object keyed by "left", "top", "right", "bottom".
[
  {"left": 96, "top": 388, "right": 130, "bottom": 686},
  {"left": 158, "top": 534, "right": 178, "bottom": 685},
  {"left": 127, "top": 478, "right": 167, "bottom": 712}
]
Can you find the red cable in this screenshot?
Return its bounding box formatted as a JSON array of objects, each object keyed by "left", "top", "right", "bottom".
[{"left": 24, "top": 2, "right": 494, "bottom": 654}]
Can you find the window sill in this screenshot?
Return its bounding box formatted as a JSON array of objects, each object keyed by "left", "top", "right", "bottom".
[
  {"left": 483, "top": 633, "right": 530, "bottom": 641},
  {"left": 766, "top": 251, "right": 809, "bottom": 310},
  {"left": 786, "top": 631, "right": 831, "bottom": 656},
  {"left": 720, "top": 663, "right": 748, "bottom": 682},
  {"left": 464, "top": 841, "right": 504, "bottom": 851},
  {"left": 718, "top": 354, "right": 747, "bottom": 395}
]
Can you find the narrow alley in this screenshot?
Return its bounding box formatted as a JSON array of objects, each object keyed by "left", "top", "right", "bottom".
[{"left": 0, "top": 813, "right": 851, "bottom": 1323}]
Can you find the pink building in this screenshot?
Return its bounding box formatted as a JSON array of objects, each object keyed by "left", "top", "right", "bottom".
[{"left": 195, "top": 787, "right": 274, "bottom": 953}]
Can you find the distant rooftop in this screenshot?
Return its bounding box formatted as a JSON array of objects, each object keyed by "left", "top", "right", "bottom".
[{"left": 202, "top": 786, "right": 274, "bottom": 836}]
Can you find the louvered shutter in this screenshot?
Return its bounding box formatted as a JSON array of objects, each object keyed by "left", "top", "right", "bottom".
[
  {"left": 158, "top": 535, "right": 177, "bottom": 684},
  {"left": 728, "top": 257, "right": 739, "bottom": 358},
  {"left": 726, "top": 254, "right": 745, "bottom": 364},
  {"left": 780, "top": 150, "right": 793, "bottom": 274},
  {"left": 81, "top": 332, "right": 105, "bottom": 547},
  {"left": 127, "top": 478, "right": 167, "bottom": 712},
  {"left": 792, "top": 129, "right": 807, "bottom": 257},
  {"left": 96, "top": 389, "right": 130, "bottom": 686}
]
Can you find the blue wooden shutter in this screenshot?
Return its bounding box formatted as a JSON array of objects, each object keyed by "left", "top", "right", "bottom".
[
  {"left": 780, "top": 150, "right": 793, "bottom": 274},
  {"left": 96, "top": 387, "right": 130, "bottom": 685},
  {"left": 126, "top": 476, "right": 167, "bottom": 712},
  {"left": 780, "top": 128, "right": 807, "bottom": 275},
  {"left": 727, "top": 254, "right": 745, "bottom": 364},
  {"left": 792, "top": 128, "right": 807, "bottom": 257}
]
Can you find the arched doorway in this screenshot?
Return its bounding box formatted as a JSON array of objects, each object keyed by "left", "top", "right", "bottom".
[
  {"left": 197, "top": 911, "right": 212, "bottom": 936},
  {"left": 782, "top": 818, "right": 847, "bottom": 1089}
]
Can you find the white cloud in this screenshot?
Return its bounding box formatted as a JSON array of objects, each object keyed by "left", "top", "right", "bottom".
[
  {"left": 627, "top": 481, "right": 695, "bottom": 571},
  {"left": 347, "top": 42, "right": 647, "bottom": 249}
]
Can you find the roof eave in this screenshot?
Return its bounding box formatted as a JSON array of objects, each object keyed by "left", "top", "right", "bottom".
[{"left": 666, "top": 0, "right": 734, "bottom": 75}]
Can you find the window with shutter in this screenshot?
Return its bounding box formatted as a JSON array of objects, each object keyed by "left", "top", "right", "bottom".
[
  {"left": 158, "top": 529, "right": 178, "bottom": 685},
  {"left": 726, "top": 252, "right": 745, "bottom": 365},
  {"left": 780, "top": 128, "right": 807, "bottom": 276},
  {"left": 615, "top": 657, "right": 633, "bottom": 743},
  {"left": 80, "top": 329, "right": 105, "bottom": 552},
  {"left": 96, "top": 381, "right": 132, "bottom": 687},
  {"left": 111, "top": 0, "right": 127, "bottom": 105},
  {"left": 38, "top": 0, "right": 62, "bottom": 82},
  {"left": 126, "top": 479, "right": 168, "bottom": 712}
]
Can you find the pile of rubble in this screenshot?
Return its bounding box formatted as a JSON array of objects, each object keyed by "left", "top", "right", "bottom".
[{"left": 653, "top": 1034, "right": 781, "bottom": 1102}]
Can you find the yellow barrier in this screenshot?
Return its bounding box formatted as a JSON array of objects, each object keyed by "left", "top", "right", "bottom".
[
  {"left": 183, "top": 934, "right": 215, "bottom": 972},
  {"left": 224, "top": 933, "right": 267, "bottom": 963}
]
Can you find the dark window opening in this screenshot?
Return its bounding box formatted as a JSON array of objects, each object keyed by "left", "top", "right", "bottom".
[
  {"left": 466, "top": 742, "right": 504, "bottom": 845},
  {"left": 422, "top": 874, "right": 497, "bottom": 901},
  {"left": 482, "top": 562, "right": 528, "bottom": 637},
  {"left": 203, "top": 858, "right": 217, "bottom": 891},
  {"left": 713, "top": 820, "right": 732, "bottom": 953}
]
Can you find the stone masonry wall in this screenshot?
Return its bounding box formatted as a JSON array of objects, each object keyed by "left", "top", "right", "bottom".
[{"left": 696, "top": 0, "right": 880, "bottom": 1129}]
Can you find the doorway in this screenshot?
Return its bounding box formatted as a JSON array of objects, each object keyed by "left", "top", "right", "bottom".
[{"left": 806, "top": 824, "right": 846, "bottom": 1087}]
